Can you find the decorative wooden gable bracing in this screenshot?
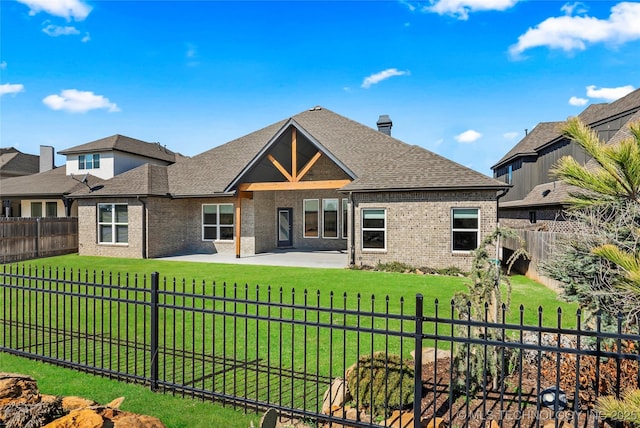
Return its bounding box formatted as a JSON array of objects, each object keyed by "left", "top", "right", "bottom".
[{"left": 228, "top": 120, "right": 353, "bottom": 257}]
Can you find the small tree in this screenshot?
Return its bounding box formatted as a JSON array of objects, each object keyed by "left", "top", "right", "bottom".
[
  {"left": 544, "top": 117, "right": 640, "bottom": 329},
  {"left": 452, "top": 227, "right": 527, "bottom": 393}
]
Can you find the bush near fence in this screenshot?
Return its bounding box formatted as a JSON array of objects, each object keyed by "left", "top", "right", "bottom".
[{"left": 0, "top": 265, "right": 639, "bottom": 428}]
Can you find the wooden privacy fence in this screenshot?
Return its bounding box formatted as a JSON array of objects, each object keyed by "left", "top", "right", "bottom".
[
  {"left": 0, "top": 217, "right": 78, "bottom": 263},
  {"left": 504, "top": 230, "right": 569, "bottom": 290}
]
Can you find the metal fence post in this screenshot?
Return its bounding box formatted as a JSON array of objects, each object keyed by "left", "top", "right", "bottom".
[
  {"left": 150, "top": 271, "right": 159, "bottom": 391},
  {"left": 414, "top": 294, "right": 424, "bottom": 428}
]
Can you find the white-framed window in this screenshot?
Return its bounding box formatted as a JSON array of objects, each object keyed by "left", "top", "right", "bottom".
[
  {"left": 362, "top": 208, "right": 386, "bottom": 250},
  {"left": 303, "top": 199, "right": 319, "bottom": 238},
  {"left": 79, "top": 154, "right": 100, "bottom": 170},
  {"left": 202, "top": 204, "right": 234, "bottom": 241},
  {"left": 341, "top": 198, "right": 348, "bottom": 239},
  {"left": 323, "top": 199, "right": 339, "bottom": 238},
  {"left": 98, "top": 203, "right": 128, "bottom": 244},
  {"left": 452, "top": 208, "right": 479, "bottom": 252}
]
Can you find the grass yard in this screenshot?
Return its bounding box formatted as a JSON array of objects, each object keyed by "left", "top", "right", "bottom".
[
  {"left": 1, "top": 255, "right": 579, "bottom": 427},
  {"left": 9, "top": 254, "right": 578, "bottom": 326},
  {"left": 0, "top": 352, "right": 258, "bottom": 428}
]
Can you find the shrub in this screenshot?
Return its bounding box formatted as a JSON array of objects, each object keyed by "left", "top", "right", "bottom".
[
  {"left": 374, "top": 261, "right": 415, "bottom": 273},
  {"left": 345, "top": 352, "right": 414, "bottom": 418}
]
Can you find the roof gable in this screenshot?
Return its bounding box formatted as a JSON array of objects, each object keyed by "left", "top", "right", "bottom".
[
  {"left": 78, "top": 106, "right": 506, "bottom": 197},
  {"left": 71, "top": 163, "right": 170, "bottom": 198},
  {"left": 225, "top": 119, "right": 356, "bottom": 192},
  {"left": 59, "top": 134, "right": 177, "bottom": 163}
]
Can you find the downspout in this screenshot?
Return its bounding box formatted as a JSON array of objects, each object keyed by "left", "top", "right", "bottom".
[
  {"left": 496, "top": 188, "right": 509, "bottom": 223},
  {"left": 349, "top": 192, "right": 356, "bottom": 266},
  {"left": 137, "top": 196, "right": 147, "bottom": 259}
]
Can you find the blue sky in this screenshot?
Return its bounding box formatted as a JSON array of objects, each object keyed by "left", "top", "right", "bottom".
[{"left": 1, "top": 0, "right": 639, "bottom": 175}]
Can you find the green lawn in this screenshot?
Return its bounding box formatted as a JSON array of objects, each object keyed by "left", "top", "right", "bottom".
[
  {"left": 7, "top": 254, "right": 578, "bottom": 325},
  {"left": 0, "top": 352, "right": 258, "bottom": 428},
  {"left": 1, "top": 255, "right": 578, "bottom": 427}
]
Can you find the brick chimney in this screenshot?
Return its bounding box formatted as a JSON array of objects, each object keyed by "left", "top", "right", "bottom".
[{"left": 377, "top": 115, "right": 392, "bottom": 136}]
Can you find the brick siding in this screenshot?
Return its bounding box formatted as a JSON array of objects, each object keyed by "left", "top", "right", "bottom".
[{"left": 352, "top": 190, "right": 498, "bottom": 271}]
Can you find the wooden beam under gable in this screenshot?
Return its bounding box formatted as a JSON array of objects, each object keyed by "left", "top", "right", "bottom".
[
  {"left": 267, "top": 154, "right": 293, "bottom": 182},
  {"left": 295, "top": 151, "right": 322, "bottom": 182},
  {"left": 292, "top": 128, "right": 297, "bottom": 181},
  {"left": 238, "top": 180, "right": 351, "bottom": 192}
]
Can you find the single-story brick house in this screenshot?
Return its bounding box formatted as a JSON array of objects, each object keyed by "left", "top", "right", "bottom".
[{"left": 70, "top": 107, "right": 508, "bottom": 270}]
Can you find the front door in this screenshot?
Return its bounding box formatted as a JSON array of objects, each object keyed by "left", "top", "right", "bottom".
[{"left": 277, "top": 208, "right": 293, "bottom": 247}]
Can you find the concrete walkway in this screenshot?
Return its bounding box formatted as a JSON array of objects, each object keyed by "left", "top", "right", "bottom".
[{"left": 156, "top": 249, "right": 348, "bottom": 269}]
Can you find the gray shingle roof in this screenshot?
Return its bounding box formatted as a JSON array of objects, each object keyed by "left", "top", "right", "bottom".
[
  {"left": 492, "top": 122, "right": 563, "bottom": 169},
  {"left": 58, "top": 134, "right": 178, "bottom": 163},
  {"left": 71, "top": 163, "right": 170, "bottom": 198},
  {"left": 80, "top": 107, "right": 507, "bottom": 198},
  {"left": 500, "top": 180, "right": 573, "bottom": 208},
  {"left": 171, "top": 107, "right": 505, "bottom": 196},
  {"left": 493, "top": 88, "right": 640, "bottom": 169},
  {"left": 0, "top": 166, "right": 100, "bottom": 197},
  {"left": 0, "top": 148, "right": 39, "bottom": 178}
]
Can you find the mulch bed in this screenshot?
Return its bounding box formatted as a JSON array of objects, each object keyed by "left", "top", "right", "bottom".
[{"left": 418, "top": 356, "right": 613, "bottom": 428}]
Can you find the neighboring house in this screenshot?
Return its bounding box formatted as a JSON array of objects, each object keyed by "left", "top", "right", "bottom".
[
  {"left": 0, "top": 147, "right": 40, "bottom": 179},
  {"left": 58, "top": 134, "right": 179, "bottom": 180},
  {"left": 71, "top": 106, "right": 508, "bottom": 270},
  {"left": 0, "top": 136, "right": 180, "bottom": 218},
  {"left": 492, "top": 88, "right": 640, "bottom": 231}
]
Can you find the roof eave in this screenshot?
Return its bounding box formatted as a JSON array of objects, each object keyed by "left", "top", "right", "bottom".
[{"left": 340, "top": 184, "right": 511, "bottom": 193}]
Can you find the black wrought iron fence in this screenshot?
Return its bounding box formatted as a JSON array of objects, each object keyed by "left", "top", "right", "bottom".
[{"left": 0, "top": 264, "right": 639, "bottom": 428}]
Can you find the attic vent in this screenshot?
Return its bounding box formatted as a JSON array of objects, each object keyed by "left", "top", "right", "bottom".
[
  {"left": 309, "top": 106, "right": 322, "bottom": 111},
  {"left": 542, "top": 189, "right": 551, "bottom": 197}
]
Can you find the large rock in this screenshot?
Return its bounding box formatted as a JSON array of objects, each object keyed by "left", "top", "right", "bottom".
[
  {"left": 42, "top": 409, "right": 104, "bottom": 428},
  {"left": 322, "top": 378, "right": 350, "bottom": 414},
  {"left": 43, "top": 406, "right": 166, "bottom": 428},
  {"left": 384, "top": 410, "right": 432, "bottom": 428},
  {"left": 410, "top": 347, "right": 450, "bottom": 364},
  {"left": 0, "top": 372, "right": 40, "bottom": 406}
]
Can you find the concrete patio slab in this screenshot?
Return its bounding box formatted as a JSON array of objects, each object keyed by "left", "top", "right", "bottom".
[{"left": 155, "top": 249, "right": 348, "bottom": 269}]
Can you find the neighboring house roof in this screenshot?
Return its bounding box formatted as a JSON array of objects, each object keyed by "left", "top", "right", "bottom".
[
  {"left": 0, "top": 166, "right": 101, "bottom": 198},
  {"left": 72, "top": 106, "right": 507, "bottom": 198},
  {"left": 58, "top": 134, "right": 179, "bottom": 163},
  {"left": 500, "top": 108, "right": 640, "bottom": 210},
  {"left": 74, "top": 164, "right": 171, "bottom": 198},
  {"left": 492, "top": 122, "right": 563, "bottom": 169},
  {"left": 492, "top": 88, "right": 640, "bottom": 170},
  {"left": 0, "top": 148, "right": 39, "bottom": 178},
  {"left": 500, "top": 181, "right": 573, "bottom": 208}
]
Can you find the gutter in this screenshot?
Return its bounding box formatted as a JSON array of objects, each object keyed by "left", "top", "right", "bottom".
[{"left": 496, "top": 188, "right": 509, "bottom": 223}]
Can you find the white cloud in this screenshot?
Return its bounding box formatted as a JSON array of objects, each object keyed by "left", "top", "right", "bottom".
[
  {"left": 503, "top": 131, "right": 519, "bottom": 140},
  {"left": 561, "top": 2, "right": 588, "bottom": 16},
  {"left": 17, "top": 0, "right": 91, "bottom": 20},
  {"left": 455, "top": 129, "right": 482, "bottom": 143},
  {"left": 0, "top": 83, "right": 25, "bottom": 96},
  {"left": 424, "top": 0, "right": 519, "bottom": 20},
  {"left": 42, "top": 89, "right": 120, "bottom": 113},
  {"left": 510, "top": 2, "right": 640, "bottom": 57},
  {"left": 586, "top": 84, "right": 635, "bottom": 101},
  {"left": 361, "top": 68, "right": 409, "bottom": 89},
  {"left": 0, "top": 61, "right": 7, "bottom": 70},
  {"left": 569, "top": 96, "right": 589, "bottom": 106},
  {"left": 81, "top": 32, "right": 90, "bottom": 43},
  {"left": 43, "top": 24, "right": 80, "bottom": 37}
]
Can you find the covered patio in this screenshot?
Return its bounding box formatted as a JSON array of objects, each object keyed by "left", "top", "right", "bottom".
[{"left": 155, "top": 249, "right": 348, "bottom": 269}]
